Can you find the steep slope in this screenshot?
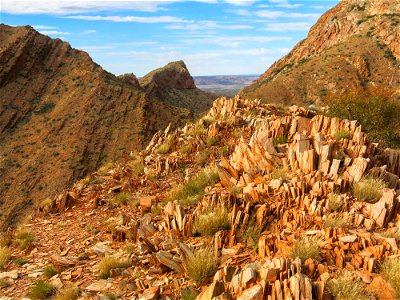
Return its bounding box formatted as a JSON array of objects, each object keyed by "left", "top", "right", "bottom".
[
  {"left": 241, "top": 0, "right": 400, "bottom": 105},
  {"left": 0, "top": 25, "right": 208, "bottom": 227},
  {"left": 140, "top": 61, "right": 215, "bottom": 113}
]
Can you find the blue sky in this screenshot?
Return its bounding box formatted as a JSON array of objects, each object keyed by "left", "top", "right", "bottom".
[{"left": 1, "top": 0, "right": 338, "bottom": 76}]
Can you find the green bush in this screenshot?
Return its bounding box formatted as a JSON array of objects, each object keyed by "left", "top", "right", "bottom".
[
  {"left": 184, "top": 248, "right": 218, "bottom": 283},
  {"left": 0, "top": 247, "right": 11, "bottom": 268},
  {"left": 112, "top": 192, "right": 131, "bottom": 206},
  {"left": 328, "top": 272, "right": 372, "bottom": 300},
  {"left": 98, "top": 256, "right": 130, "bottom": 279},
  {"left": 353, "top": 177, "right": 387, "bottom": 203},
  {"left": 289, "top": 238, "right": 321, "bottom": 261},
  {"left": 29, "top": 281, "right": 57, "bottom": 299},
  {"left": 381, "top": 258, "right": 400, "bottom": 298},
  {"left": 15, "top": 229, "right": 35, "bottom": 250},
  {"left": 326, "top": 90, "right": 400, "bottom": 148},
  {"left": 333, "top": 130, "right": 352, "bottom": 141},
  {"left": 193, "top": 208, "right": 230, "bottom": 236}
]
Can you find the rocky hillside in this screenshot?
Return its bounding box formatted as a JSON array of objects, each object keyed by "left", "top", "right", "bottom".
[
  {"left": 140, "top": 61, "right": 215, "bottom": 113},
  {"left": 0, "top": 25, "right": 214, "bottom": 228},
  {"left": 1, "top": 96, "right": 399, "bottom": 299},
  {"left": 241, "top": 0, "right": 400, "bottom": 105}
]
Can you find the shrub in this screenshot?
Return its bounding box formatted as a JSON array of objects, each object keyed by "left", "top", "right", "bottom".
[
  {"left": 0, "top": 247, "right": 11, "bottom": 268},
  {"left": 206, "top": 136, "right": 219, "bottom": 147},
  {"left": 273, "top": 135, "right": 288, "bottom": 145},
  {"left": 15, "top": 229, "right": 35, "bottom": 250},
  {"left": 188, "top": 124, "right": 206, "bottom": 137},
  {"left": 270, "top": 167, "right": 291, "bottom": 180},
  {"left": 29, "top": 281, "right": 57, "bottom": 299},
  {"left": 54, "top": 285, "right": 79, "bottom": 300},
  {"left": 156, "top": 143, "right": 170, "bottom": 155},
  {"left": 181, "top": 287, "right": 199, "bottom": 300},
  {"left": 43, "top": 264, "right": 58, "bottom": 278},
  {"left": 381, "top": 258, "right": 400, "bottom": 298},
  {"left": 289, "top": 238, "right": 321, "bottom": 261},
  {"left": 168, "top": 170, "right": 219, "bottom": 206},
  {"left": 98, "top": 256, "right": 130, "bottom": 279},
  {"left": 181, "top": 143, "right": 193, "bottom": 154},
  {"left": 239, "top": 221, "right": 264, "bottom": 250},
  {"left": 193, "top": 208, "right": 230, "bottom": 236},
  {"left": 328, "top": 272, "right": 372, "bottom": 300},
  {"left": 195, "top": 149, "right": 210, "bottom": 167},
  {"left": 333, "top": 130, "right": 352, "bottom": 141},
  {"left": 326, "top": 89, "right": 400, "bottom": 148},
  {"left": 131, "top": 161, "right": 145, "bottom": 176},
  {"left": 353, "top": 177, "right": 387, "bottom": 203},
  {"left": 14, "top": 256, "right": 28, "bottom": 266},
  {"left": 329, "top": 194, "right": 342, "bottom": 211},
  {"left": 218, "top": 145, "right": 230, "bottom": 157},
  {"left": 323, "top": 215, "right": 349, "bottom": 229},
  {"left": 113, "top": 192, "right": 131, "bottom": 206},
  {"left": 184, "top": 248, "right": 218, "bottom": 283}
]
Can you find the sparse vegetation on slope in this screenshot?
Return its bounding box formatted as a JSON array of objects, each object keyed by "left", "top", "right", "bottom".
[
  {"left": 184, "top": 248, "right": 218, "bottom": 283},
  {"left": 352, "top": 177, "right": 387, "bottom": 203},
  {"left": 381, "top": 258, "right": 400, "bottom": 298},
  {"left": 193, "top": 208, "right": 230, "bottom": 236},
  {"left": 289, "top": 238, "right": 321, "bottom": 261},
  {"left": 328, "top": 272, "right": 372, "bottom": 300}
]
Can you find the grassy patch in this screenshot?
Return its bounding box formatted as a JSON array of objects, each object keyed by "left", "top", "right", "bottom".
[
  {"left": 184, "top": 248, "right": 218, "bottom": 283},
  {"left": 14, "top": 256, "right": 28, "bottom": 266},
  {"left": 112, "top": 192, "right": 131, "bottom": 206},
  {"left": 328, "top": 272, "right": 372, "bottom": 300},
  {"left": 193, "top": 208, "right": 230, "bottom": 236},
  {"left": 333, "top": 130, "right": 352, "bottom": 141},
  {"left": 326, "top": 90, "right": 400, "bottom": 148},
  {"left": 168, "top": 170, "right": 219, "bottom": 207},
  {"left": 239, "top": 221, "right": 264, "bottom": 250},
  {"left": 381, "top": 258, "right": 400, "bottom": 298},
  {"left": 353, "top": 177, "right": 387, "bottom": 203},
  {"left": 43, "top": 264, "right": 58, "bottom": 278},
  {"left": 329, "top": 194, "right": 342, "bottom": 211},
  {"left": 54, "top": 285, "right": 79, "bottom": 300},
  {"left": 181, "top": 142, "right": 193, "bottom": 154},
  {"left": 98, "top": 256, "right": 130, "bottom": 279},
  {"left": 156, "top": 143, "right": 171, "bottom": 155},
  {"left": 323, "top": 215, "right": 349, "bottom": 229},
  {"left": 15, "top": 229, "right": 35, "bottom": 250},
  {"left": 289, "top": 238, "right": 321, "bottom": 261},
  {"left": 0, "top": 247, "right": 11, "bottom": 268},
  {"left": 181, "top": 287, "right": 199, "bottom": 300},
  {"left": 273, "top": 135, "right": 288, "bottom": 145},
  {"left": 29, "top": 281, "right": 57, "bottom": 299},
  {"left": 206, "top": 136, "right": 219, "bottom": 147},
  {"left": 195, "top": 149, "right": 210, "bottom": 167},
  {"left": 270, "top": 167, "right": 291, "bottom": 180}
]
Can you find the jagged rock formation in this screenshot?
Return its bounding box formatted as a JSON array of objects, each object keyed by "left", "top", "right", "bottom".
[
  {"left": 0, "top": 25, "right": 213, "bottom": 228},
  {"left": 1, "top": 96, "right": 399, "bottom": 299},
  {"left": 140, "top": 61, "right": 215, "bottom": 113},
  {"left": 241, "top": 0, "right": 400, "bottom": 105}
]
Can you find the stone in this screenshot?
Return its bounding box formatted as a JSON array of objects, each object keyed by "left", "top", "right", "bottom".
[
  {"left": 237, "top": 285, "right": 263, "bottom": 300},
  {"left": 156, "top": 251, "right": 184, "bottom": 273},
  {"left": 140, "top": 196, "right": 153, "bottom": 212},
  {"left": 198, "top": 281, "right": 225, "bottom": 300},
  {"left": 85, "top": 280, "right": 113, "bottom": 292},
  {"left": 339, "top": 235, "right": 358, "bottom": 243},
  {"left": 0, "top": 270, "right": 18, "bottom": 279},
  {"left": 140, "top": 286, "right": 160, "bottom": 300},
  {"left": 241, "top": 267, "right": 257, "bottom": 287}
]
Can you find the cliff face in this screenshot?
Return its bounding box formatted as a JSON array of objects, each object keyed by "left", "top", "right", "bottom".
[
  {"left": 0, "top": 25, "right": 210, "bottom": 227},
  {"left": 241, "top": 0, "right": 400, "bottom": 105}
]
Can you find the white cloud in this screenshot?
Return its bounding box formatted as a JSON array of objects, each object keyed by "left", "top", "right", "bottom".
[
  {"left": 224, "top": 0, "right": 258, "bottom": 6},
  {"left": 65, "top": 15, "right": 185, "bottom": 23},
  {"left": 81, "top": 29, "right": 96, "bottom": 34},
  {"left": 229, "top": 9, "right": 251, "bottom": 16},
  {"left": 166, "top": 20, "right": 252, "bottom": 30},
  {"left": 276, "top": 3, "right": 303, "bottom": 8},
  {"left": 263, "top": 22, "right": 313, "bottom": 32},
  {"left": 255, "top": 10, "right": 320, "bottom": 19},
  {"left": 33, "top": 25, "right": 58, "bottom": 30},
  {"left": 180, "top": 35, "right": 291, "bottom": 46},
  {"left": 39, "top": 30, "right": 70, "bottom": 35},
  {"left": 1, "top": 1, "right": 170, "bottom": 15},
  {"left": 310, "top": 5, "right": 325, "bottom": 9}
]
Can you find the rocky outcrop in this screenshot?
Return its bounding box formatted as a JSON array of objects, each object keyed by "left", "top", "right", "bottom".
[
  {"left": 241, "top": 0, "right": 400, "bottom": 105},
  {"left": 117, "top": 73, "right": 140, "bottom": 88},
  {"left": 139, "top": 61, "right": 215, "bottom": 113}
]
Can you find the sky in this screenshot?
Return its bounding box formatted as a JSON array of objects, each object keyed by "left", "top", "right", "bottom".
[{"left": 0, "top": 0, "right": 339, "bottom": 76}]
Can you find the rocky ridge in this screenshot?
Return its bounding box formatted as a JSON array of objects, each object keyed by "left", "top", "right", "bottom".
[
  {"left": 0, "top": 25, "right": 213, "bottom": 228},
  {"left": 1, "top": 96, "right": 400, "bottom": 299},
  {"left": 241, "top": 0, "right": 400, "bottom": 105}
]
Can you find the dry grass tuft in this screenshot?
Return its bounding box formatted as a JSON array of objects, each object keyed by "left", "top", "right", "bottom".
[
  {"left": 54, "top": 285, "right": 79, "bottom": 300},
  {"left": 289, "top": 238, "right": 321, "bottom": 261},
  {"left": 43, "top": 264, "right": 58, "bottom": 278},
  {"left": 270, "top": 167, "right": 291, "bottom": 180},
  {"left": 328, "top": 272, "right": 373, "bottom": 300},
  {"left": 15, "top": 229, "right": 35, "bottom": 250},
  {"left": 112, "top": 192, "right": 131, "bottom": 206},
  {"left": 380, "top": 257, "right": 400, "bottom": 298},
  {"left": 156, "top": 143, "right": 171, "bottom": 155},
  {"left": 353, "top": 177, "right": 387, "bottom": 203},
  {"left": 184, "top": 247, "right": 218, "bottom": 283},
  {"left": 323, "top": 214, "right": 350, "bottom": 229},
  {"left": 329, "top": 194, "right": 343, "bottom": 212},
  {"left": 0, "top": 247, "right": 11, "bottom": 269},
  {"left": 206, "top": 136, "right": 219, "bottom": 147},
  {"left": 98, "top": 256, "right": 130, "bottom": 279},
  {"left": 168, "top": 170, "right": 219, "bottom": 207},
  {"left": 193, "top": 208, "right": 230, "bottom": 236},
  {"left": 333, "top": 130, "right": 352, "bottom": 141},
  {"left": 29, "top": 281, "right": 57, "bottom": 299}
]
